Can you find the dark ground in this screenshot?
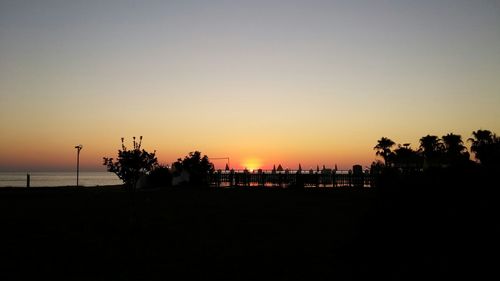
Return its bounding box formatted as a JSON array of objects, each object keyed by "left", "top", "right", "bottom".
[{"left": 0, "top": 186, "right": 498, "bottom": 280}]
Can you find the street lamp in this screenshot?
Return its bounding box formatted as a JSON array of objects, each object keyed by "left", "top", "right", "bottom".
[
  {"left": 208, "top": 157, "right": 230, "bottom": 170},
  {"left": 75, "top": 144, "right": 83, "bottom": 187}
]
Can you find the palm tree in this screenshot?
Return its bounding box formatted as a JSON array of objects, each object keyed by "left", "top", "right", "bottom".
[
  {"left": 392, "top": 144, "right": 422, "bottom": 171},
  {"left": 442, "top": 134, "right": 467, "bottom": 154},
  {"left": 419, "top": 135, "right": 443, "bottom": 168},
  {"left": 419, "top": 135, "right": 442, "bottom": 156},
  {"left": 442, "top": 133, "right": 469, "bottom": 166},
  {"left": 469, "top": 129, "right": 499, "bottom": 167},
  {"left": 374, "top": 137, "right": 395, "bottom": 166}
]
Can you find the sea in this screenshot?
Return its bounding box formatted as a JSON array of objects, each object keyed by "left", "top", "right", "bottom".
[{"left": 0, "top": 172, "right": 122, "bottom": 187}]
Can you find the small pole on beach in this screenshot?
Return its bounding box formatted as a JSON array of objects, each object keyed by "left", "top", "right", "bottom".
[
  {"left": 26, "top": 173, "right": 30, "bottom": 188},
  {"left": 75, "top": 144, "right": 83, "bottom": 187}
]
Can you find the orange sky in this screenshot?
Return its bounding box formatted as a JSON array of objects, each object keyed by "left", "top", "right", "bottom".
[
  {"left": 1, "top": 1, "right": 500, "bottom": 172},
  {"left": 0, "top": 126, "right": 492, "bottom": 172}
]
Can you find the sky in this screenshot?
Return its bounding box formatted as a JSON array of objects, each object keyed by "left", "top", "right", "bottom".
[{"left": 1, "top": 0, "right": 499, "bottom": 172}]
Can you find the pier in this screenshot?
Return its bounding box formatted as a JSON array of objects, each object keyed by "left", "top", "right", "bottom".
[{"left": 209, "top": 169, "right": 374, "bottom": 188}]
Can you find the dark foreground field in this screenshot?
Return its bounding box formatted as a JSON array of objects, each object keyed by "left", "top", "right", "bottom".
[{"left": 0, "top": 186, "right": 498, "bottom": 280}]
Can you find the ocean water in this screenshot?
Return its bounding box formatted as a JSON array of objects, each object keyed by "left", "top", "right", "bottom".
[{"left": 0, "top": 172, "right": 122, "bottom": 187}]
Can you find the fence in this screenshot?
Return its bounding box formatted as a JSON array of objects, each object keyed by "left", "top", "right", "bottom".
[{"left": 209, "top": 169, "right": 374, "bottom": 188}]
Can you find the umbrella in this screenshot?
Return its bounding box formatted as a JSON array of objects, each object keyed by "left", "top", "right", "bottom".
[{"left": 277, "top": 164, "right": 283, "bottom": 172}]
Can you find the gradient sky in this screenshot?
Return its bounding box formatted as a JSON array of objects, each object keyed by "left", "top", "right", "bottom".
[{"left": 1, "top": 0, "right": 499, "bottom": 171}]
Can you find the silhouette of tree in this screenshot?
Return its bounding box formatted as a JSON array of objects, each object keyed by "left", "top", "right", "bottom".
[
  {"left": 419, "top": 135, "right": 443, "bottom": 165},
  {"left": 392, "top": 144, "right": 422, "bottom": 172},
  {"left": 419, "top": 135, "right": 441, "bottom": 152},
  {"left": 374, "top": 137, "right": 395, "bottom": 166},
  {"left": 469, "top": 130, "right": 500, "bottom": 169},
  {"left": 103, "top": 136, "right": 158, "bottom": 189},
  {"left": 442, "top": 133, "right": 469, "bottom": 166},
  {"left": 172, "top": 151, "right": 214, "bottom": 187}
]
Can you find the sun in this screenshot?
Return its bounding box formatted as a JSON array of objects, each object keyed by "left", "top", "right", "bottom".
[{"left": 242, "top": 158, "right": 262, "bottom": 172}]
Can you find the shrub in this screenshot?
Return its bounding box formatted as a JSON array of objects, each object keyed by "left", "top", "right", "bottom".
[
  {"left": 172, "top": 151, "right": 214, "bottom": 187},
  {"left": 103, "top": 136, "right": 158, "bottom": 189}
]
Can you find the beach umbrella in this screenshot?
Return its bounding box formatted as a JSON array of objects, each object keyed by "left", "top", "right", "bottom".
[
  {"left": 316, "top": 165, "right": 320, "bottom": 172},
  {"left": 225, "top": 163, "right": 230, "bottom": 171},
  {"left": 298, "top": 163, "right": 302, "bottom": 171},
  {"left": 335, "top": 164, "right": 338, "bottom": 171},
  {"left": 272, "top": 164, "right": 276, "bottom": 173},
  {"left": 277, "top": 164, "right": 283, "bottom": 172},
  {"left": 322, "top": 165, "right": 326, "bottom": 171}
]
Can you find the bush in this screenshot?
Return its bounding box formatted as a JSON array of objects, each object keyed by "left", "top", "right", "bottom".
[
  {"left": 103, "top": 136, "right": 158, "bottom": 189},
  {"left": 172, "top": 151, "right": 214, "bottom": 187}
]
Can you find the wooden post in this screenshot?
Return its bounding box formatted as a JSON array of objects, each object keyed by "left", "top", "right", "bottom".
[{"left": 26, "top": 173, "right": 30, "bottom": 188}]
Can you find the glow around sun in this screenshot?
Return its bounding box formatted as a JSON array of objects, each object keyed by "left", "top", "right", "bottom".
[{"left": 241, "top": 158, "right": 262, "bottom": 172}]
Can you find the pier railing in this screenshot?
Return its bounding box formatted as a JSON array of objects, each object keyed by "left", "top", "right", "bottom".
[{"left": 209, "top": 170, "right": 374, "bottom": 188}]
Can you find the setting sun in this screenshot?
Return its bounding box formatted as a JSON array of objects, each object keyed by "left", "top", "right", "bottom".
[{"left": 241, "top": 158, "right": 262, "bottom": 172}]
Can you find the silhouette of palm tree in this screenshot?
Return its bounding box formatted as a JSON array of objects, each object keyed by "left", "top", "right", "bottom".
[
  {"left": 374, "top": 137, "right": 395, "bottom": 166},
  {"left": 442, "top": 133, "right": 469, "bottom": 166},
  {"left": 419, "top": 135, "right": 443, "bottom": 158},
  {"left": 392, "top": 144, "right": 421, "bottom": 171},
  {"left": 419, "top": 135, "right": 443, "bottom": 168},
  {"left": 469, "top": 130, "right": 495, "bottom": 152},
  {"left": 469, "top": 129, "right": 499, "bottom": 167},
  {"left": 442, "top": 134, "right": 466, "bottom": 153}
]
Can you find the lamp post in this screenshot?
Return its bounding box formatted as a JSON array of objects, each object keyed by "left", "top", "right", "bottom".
[
  {"left": 208, "top": 157, "right": 230, "bottom": 170},
  {"left": 75, "top": 144, "right": 83, "bottom": 187}
]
